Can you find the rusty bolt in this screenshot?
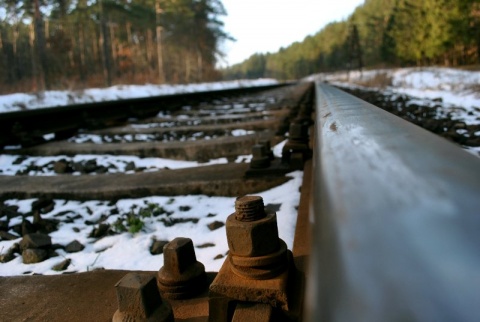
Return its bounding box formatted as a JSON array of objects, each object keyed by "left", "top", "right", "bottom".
[
  {"left": 235, "top": 196, "right": 266, "bottom": 222},
  {"left": 113, "top": 273, "right": 173, "bottom": 322},
  {"left": 258, "top": 140, "right": 275, "bottom": 160},
  {"left": 226, "top": 196, "right": 279, "bottom": 257},
  {"left": 250, "top": 145, "right": 270, "bottom": 169},
  {"left": 157, "top": 237, "right": 207, "bottom": 299},
  {"left": 258, "top": 140, "right": 271, "bottom": 151},
  {"left": 288, "top": 123, "right": 308, "bottom": 141}
]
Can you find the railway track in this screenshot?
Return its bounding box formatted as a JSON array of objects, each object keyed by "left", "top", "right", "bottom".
[
  {"left": 0, "top": 82, "right": 314, "bottom": 321},
  {"left": 1, "top": 81, "right": 479, "bottom": 322},
  {"left": 0, "top": 83, "right": 289, "bottom": 148}
]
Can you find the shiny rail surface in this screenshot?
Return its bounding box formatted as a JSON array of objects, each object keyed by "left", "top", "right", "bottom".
[{"left": 306, "top": 83, "right": 480, "bottom": 321}]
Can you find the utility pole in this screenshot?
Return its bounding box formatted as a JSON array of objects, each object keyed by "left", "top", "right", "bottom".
[{"left": 155, "top": 0, "right": 165, "bottom": 83}]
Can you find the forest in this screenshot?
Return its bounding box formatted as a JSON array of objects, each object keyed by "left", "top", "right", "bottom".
[
  {"left": 224, "top": 0, "right": 480, "bottom": 80},
  {"left": 0, "top": 0, "right": 230, "bottom": 94}
]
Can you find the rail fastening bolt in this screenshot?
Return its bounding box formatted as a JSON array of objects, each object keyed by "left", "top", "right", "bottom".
[
  {"left": 157, "top": 237, "right": 207, "bottom": 299},
  {"left": 258, "top": 140, "right": 274, "bottom": 160},
  {"left": 227, "top": 195, "right": 278, "bottom": 257},
  {"left": 113, "top": 272, "right": 173, "bottom": 322},
  {"left": 235, "top": 195, "right": 266, "bottom": 222},
  {"left": 226, "top": 195, "right": 289, "bottom": 279},
  {"left": 250, "top": 145, "right": 271, "bottom": 169},
  {"left": 288, "top": 123, "right": 308, "bottom": 141}
]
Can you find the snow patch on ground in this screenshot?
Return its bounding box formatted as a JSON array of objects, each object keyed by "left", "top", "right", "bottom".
[
  {"left": 0, "top": 170, "right": 302, "bottom": 276},
  {"left": 0, "top": 79, "right": 278, "bottom": 113},
  {"left": 309, "top": 67, "right": 480, "bottom": 120}
]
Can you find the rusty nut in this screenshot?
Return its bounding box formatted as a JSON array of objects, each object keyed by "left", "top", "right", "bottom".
[{"left": 226, "top": 212, "right": 279, "bottom": 257}]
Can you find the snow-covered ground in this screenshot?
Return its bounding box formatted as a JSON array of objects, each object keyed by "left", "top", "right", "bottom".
[
  {"left": 0, "top": 140, "right": 301, "bottom": 276},
  {"left": 310, "top": 67, "right": 480, "bottom": 125},
  {"left": 0, "top": 79, "right": 278, "bottom": 113},
  {"left": 0, "top": 81, "right": 298, "bottom": 276},
  {"left": 309, "top": 67, "right": 480, "bottom": 156}
]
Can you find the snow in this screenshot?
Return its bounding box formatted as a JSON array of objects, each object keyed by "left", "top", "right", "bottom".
[
  {"left": 0, "top": 154, "right": 233, "bottom": 176},
  {"left": 0, "top": 169, "right": 303, "bottom": 276},
  {"left": 309, "top": 67, "right": 480, "bottom": 156},
  {"left": 311, "top": 67, "right": 480, "bottom": 122},
  {"left": 0, "top": 79, "right": 300, "bottom": 276},
  {"left": 0, "top": 79, "right": 278, "bottom": 113}
]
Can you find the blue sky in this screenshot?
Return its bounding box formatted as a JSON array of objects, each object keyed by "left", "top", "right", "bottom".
[{"left": 219, "top": 0, "right": 365, "bottom": 67}]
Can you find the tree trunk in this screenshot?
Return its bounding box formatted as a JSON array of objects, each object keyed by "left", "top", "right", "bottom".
[
  {"left": 29, "top": 22, "right": 38, "bottom": 92},
  {"left": 155, "top": 0, "right": 165, "bottom": 83},
  {"left": 33, "top": 0, "right": 47, "bottom": 90},
  {"left": 109, "top": 23, "right": 117, "bottom": 76},
  {"left": 197, "top": 50, "right": 203, "bottom": 81},
  {"left": 79, "top": 25, "right": 86, "bottom": 82},
  {"left": 100, "top": 1, "right": 113, "bottom": 86},
  {"left": 146, "top": 29, "right": 153, "bottom": 65}
]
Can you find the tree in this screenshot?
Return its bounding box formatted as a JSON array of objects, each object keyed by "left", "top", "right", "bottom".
[{"left": 385, "top": 0, "right": 451, "bottom": 65}]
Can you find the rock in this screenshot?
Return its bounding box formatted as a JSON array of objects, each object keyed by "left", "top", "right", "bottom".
[
  {"left": 52, "top": 259, "right": 71, "bottom": 271},
  {"left": 453, "top": 122, "right": 467, "bottom": 130},
  {"left": 53, "top": 159, "right": 69, "bottom": 174},
  {"left": 0, "top": 230, "right": 20, "bottom": 241},
  {"left": 12, "top": 156, "right": 28, "bottom": 165},
  {"left": 11, "top": 224, "right": 22, "bottom": 236},
  {"left": 0, "top": 220, "right": 9, "bottom": 231},
  {"left": 83, "top": 160, "right": 98, "bottom": 173},
  {"left": 196, "top": 243, "right": 215, "bottom": 248},
  {"left": 22, "top": 248, "right": 48, "bottom": 264},
  {"left": 65, "top": 240, "right": 85, "bottom": 253},
  {"left": 0, "top": 243, "right": 19, "bottom": 263},
  {"left": 48, "top": 249, "right": 59, "bottom": 258},
  {"left": 179, "top": 205, "right": 191, "bottom": 212},
  {"left": 32, "top": 211, "right": 43, "bottom": 226},
  {"left": 96, "top": 166, "right": 108, "bottom": 174},
  {"left": 206, "top": 213, "right": 217, "bottom": 218},
  {"left": 0, "top": 249, "right": 16, "bottom": 263},
  {"left": 0, "top": 205, "right": 22, "bottom": 219},
  {"left": 213, "top": 254, "right": 224, "bottom": 260},
  {"left": 125, "top": 161, "right": 136, "bottom": 171},
  {"left": 21, "top": 219, "right": 35, "bottom": 236},
  {"left": 207, "top": 221, "right": 225, "bottom": 231},
  {"left": 89, "top": 224, "right": 111, "bottom": 238},
  {"left": 72, "top": 161, "right": 85, "bottom": 173},
  {"left": 36, "top": 218, "right": 59, "bottom": 234},
  {"left": 150, "top": 239, "right": 169, "bottom": 255},
  {"left": 20, "top": 233, "right": 52, "bottom": 250},
  {"left": 32, "top": 198, "right": 55, "bottom": 214}
]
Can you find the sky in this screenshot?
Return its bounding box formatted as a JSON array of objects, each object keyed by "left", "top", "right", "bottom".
[{"left": 219, "top": 0, "right": 365, "bottom": 67}]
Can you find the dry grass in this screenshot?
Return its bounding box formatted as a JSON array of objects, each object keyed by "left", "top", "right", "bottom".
[{"left": 354, "top": 72, "right": 393, "bottom": 89}]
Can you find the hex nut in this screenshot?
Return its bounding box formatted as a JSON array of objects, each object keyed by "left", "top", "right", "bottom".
[
  {"left": 113, "top": 273, "right": 173, "bottom": 322},
  {"left": 250, "top": 145, "right": 270, "bottom": 169},
  {"left": 157, "top": 237, "right": 207, "bottom": 299},
  {"left": 226, "top": 212, "right": 279, "bottom": 257}
]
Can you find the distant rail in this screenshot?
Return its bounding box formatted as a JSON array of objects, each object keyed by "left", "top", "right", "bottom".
[
  {"left": 0, "top": 83, "right": 290, "bottom": 148},
  {"left": 306, "top": 83, "right": 480, "bottom": 321}
]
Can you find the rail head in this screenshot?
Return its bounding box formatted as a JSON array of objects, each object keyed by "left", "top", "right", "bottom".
[{"left": 307, "top": 83, "right": 480, "bottom": 321}]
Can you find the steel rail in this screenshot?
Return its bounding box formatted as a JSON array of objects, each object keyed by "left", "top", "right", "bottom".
[
  {"left": 306, "top": 83, "right": 480, "bottom": 321},
  {"left": 0, "top": 83, "right": 290, "bottom": 147}
]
